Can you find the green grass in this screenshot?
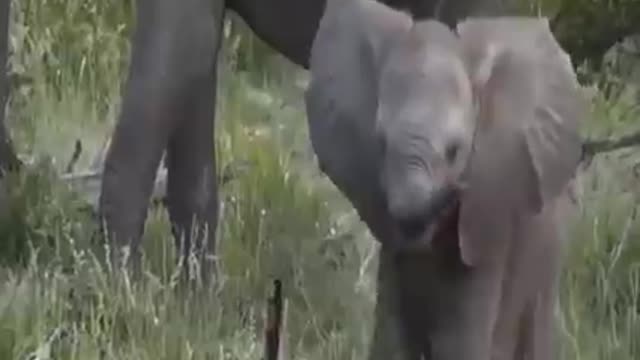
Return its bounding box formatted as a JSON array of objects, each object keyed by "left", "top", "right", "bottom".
[{"left": 1, "top": 1, "right": 639, "bottom": 359}]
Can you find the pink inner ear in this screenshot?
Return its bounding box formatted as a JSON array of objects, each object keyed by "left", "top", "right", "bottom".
[{"left": 469, "top": 43, "right": 500, "bottom": 86}]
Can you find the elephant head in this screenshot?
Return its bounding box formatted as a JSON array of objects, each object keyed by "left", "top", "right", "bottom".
[
  {"left": 306, "top": 0, "right": 476, "bottom": 250},
  {"left": 374, "top": 20, "right": 475, "bottom": 249},
  {"left": 377, "top": 16, "right": 587, "bottom": 263},
  {"left": 305, "top": 0, "right": 586, "bottom": 265}
]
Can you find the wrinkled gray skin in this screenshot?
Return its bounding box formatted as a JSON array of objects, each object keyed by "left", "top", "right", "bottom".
[{"left": 306, "top": 1, "right": 586, "bottom": 358}]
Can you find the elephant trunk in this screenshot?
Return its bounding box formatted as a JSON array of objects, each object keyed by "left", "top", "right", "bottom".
[{"left": 387, "top": 173, "right": 460, "bottom": 247}]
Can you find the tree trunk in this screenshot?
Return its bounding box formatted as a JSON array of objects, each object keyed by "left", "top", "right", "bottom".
[{"left": 0, "top": 0, "right": 20, "bottom": 176}]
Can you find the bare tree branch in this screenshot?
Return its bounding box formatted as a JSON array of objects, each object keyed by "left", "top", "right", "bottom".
[{"left": 582, "top": 128, "right": 640, "bottom": 161}]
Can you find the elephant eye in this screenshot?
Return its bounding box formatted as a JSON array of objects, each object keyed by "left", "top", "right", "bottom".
[{"left": 445, "top": 142, "right": 460, "bottom": 163}]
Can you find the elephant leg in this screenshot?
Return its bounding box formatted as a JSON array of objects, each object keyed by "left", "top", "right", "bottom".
[
  {"left": 517, "top": 208, "right": 566, "bottom": 360},
  {"left": 489, "top": 200, "right": 568, "bottom": 360},
  {"left": 370, "top": 243, "right": 507, "bottom": 360},
  {"left": 99, "top": 0, "right": 223, "bottom": 276},
  {"left": 502, "top": 251, "right": 559, "bottom": 360},
  {"left": 0, "top": 0, "right": 19, "bottom": 175},
  {"left": 427, "top": 261, "right": 506, "bottom": 360},
  {"left": 165, "top": 11, "right": 224, "bottom": 287},
  {"left": 368, "top": 248, "right": 421, "bottom": 360},
  {"left": 526, "top": 272, "right": 559, "bottom": 360}
]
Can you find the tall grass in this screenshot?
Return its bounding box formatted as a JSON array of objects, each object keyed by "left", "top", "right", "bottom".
[{"left": 0, "top": 0, "right": 639, "bottom": 359}]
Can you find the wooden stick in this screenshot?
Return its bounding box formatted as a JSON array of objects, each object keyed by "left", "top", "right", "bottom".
[
  {"left": 264, "top": 279, "right": 288, "bottom": 360},
  {"left": 582, "top": 129, "right": 640, "bottom": 159},
  {"left": 64, "top": 139, "right": 83, "bottom": 174}
]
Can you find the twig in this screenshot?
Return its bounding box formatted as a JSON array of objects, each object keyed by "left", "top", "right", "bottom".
[
  {"left": 64, "top": 139, "right": 82, "bottom": 174},
  {"left": 581, "top": 128, "right": 640, "bottom": 161},
  {"left": 264, "top": 279, "right": 288, "bottom": 360},
  {"left": 59, "top": 168, "right": 167, "bottom": 212}
]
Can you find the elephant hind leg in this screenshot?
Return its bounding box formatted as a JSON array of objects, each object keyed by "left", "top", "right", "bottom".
[
  {"left": 165, "top": 1, "right": 225, "bottom": 285},
  {"left": 165, "top": 66, "right": 220, "bottom": 288}
]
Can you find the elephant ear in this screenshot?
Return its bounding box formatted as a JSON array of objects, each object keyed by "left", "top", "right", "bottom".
[
  {"left": 303, "top": 0, "right": 412, "bottom": 240},
  {"left": 454, "top": 17, "right": 587, "bottom": 267}
]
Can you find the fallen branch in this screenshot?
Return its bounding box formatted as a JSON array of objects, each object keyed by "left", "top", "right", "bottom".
[
  {"left": 59, "top": 137, "right": 167, "bottom": 211},
  {"left": 60, "top": 169, "right": 167, "bottom": 211},
  {"left": 582, "top": 128, "right": 640, "bottom": 160}
]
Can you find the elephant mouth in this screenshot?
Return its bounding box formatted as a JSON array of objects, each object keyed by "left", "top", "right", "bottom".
[{"left": 393, "top": 185, "right": 461, "bottom": 252}]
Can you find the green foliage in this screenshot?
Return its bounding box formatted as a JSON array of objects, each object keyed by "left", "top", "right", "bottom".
[
  {"left": 0, "top": 159, "right": 96, "bottom": 268},
  {"left": 516, "top": 0, "right": 639, "bottom": 69},
  {"left": 9, "top": 0, "right": 133, "bottom": 117},
  {"left": 0, "top": 59, "right": 378, "bottom": 358},
  {"left": 557, "top": 91, "right": 640, "bottom": 359}
]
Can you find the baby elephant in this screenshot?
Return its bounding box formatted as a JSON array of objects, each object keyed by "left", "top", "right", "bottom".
[{"left": 305, "top": 1, "right": 586, "bottom": 359}]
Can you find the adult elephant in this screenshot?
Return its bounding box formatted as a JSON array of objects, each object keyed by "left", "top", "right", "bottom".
[
  {"left": 97, "top": 0, "right": 511, "bottom": 282},
  {"left": 0, "top": 0, "right": 510, "bottom": 281}
]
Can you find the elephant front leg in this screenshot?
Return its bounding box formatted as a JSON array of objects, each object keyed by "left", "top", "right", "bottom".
[
  {"left": 99, "top": 0, "right": 224, "bottom": 278},
  {"left": 369, "top": 241, "right": 508, "bottom": 360},
  {"left": 368, "top": 249, "right": 422, "bottom": 360},
  {"left": 165, "top": 28, "right": 224, "bottom": 289},
  {"left": 164, "top": 0, "right": 225, "bottom": 290},
  {"left": 427, "top": 264, "right": 504, "bottom": 360}
]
